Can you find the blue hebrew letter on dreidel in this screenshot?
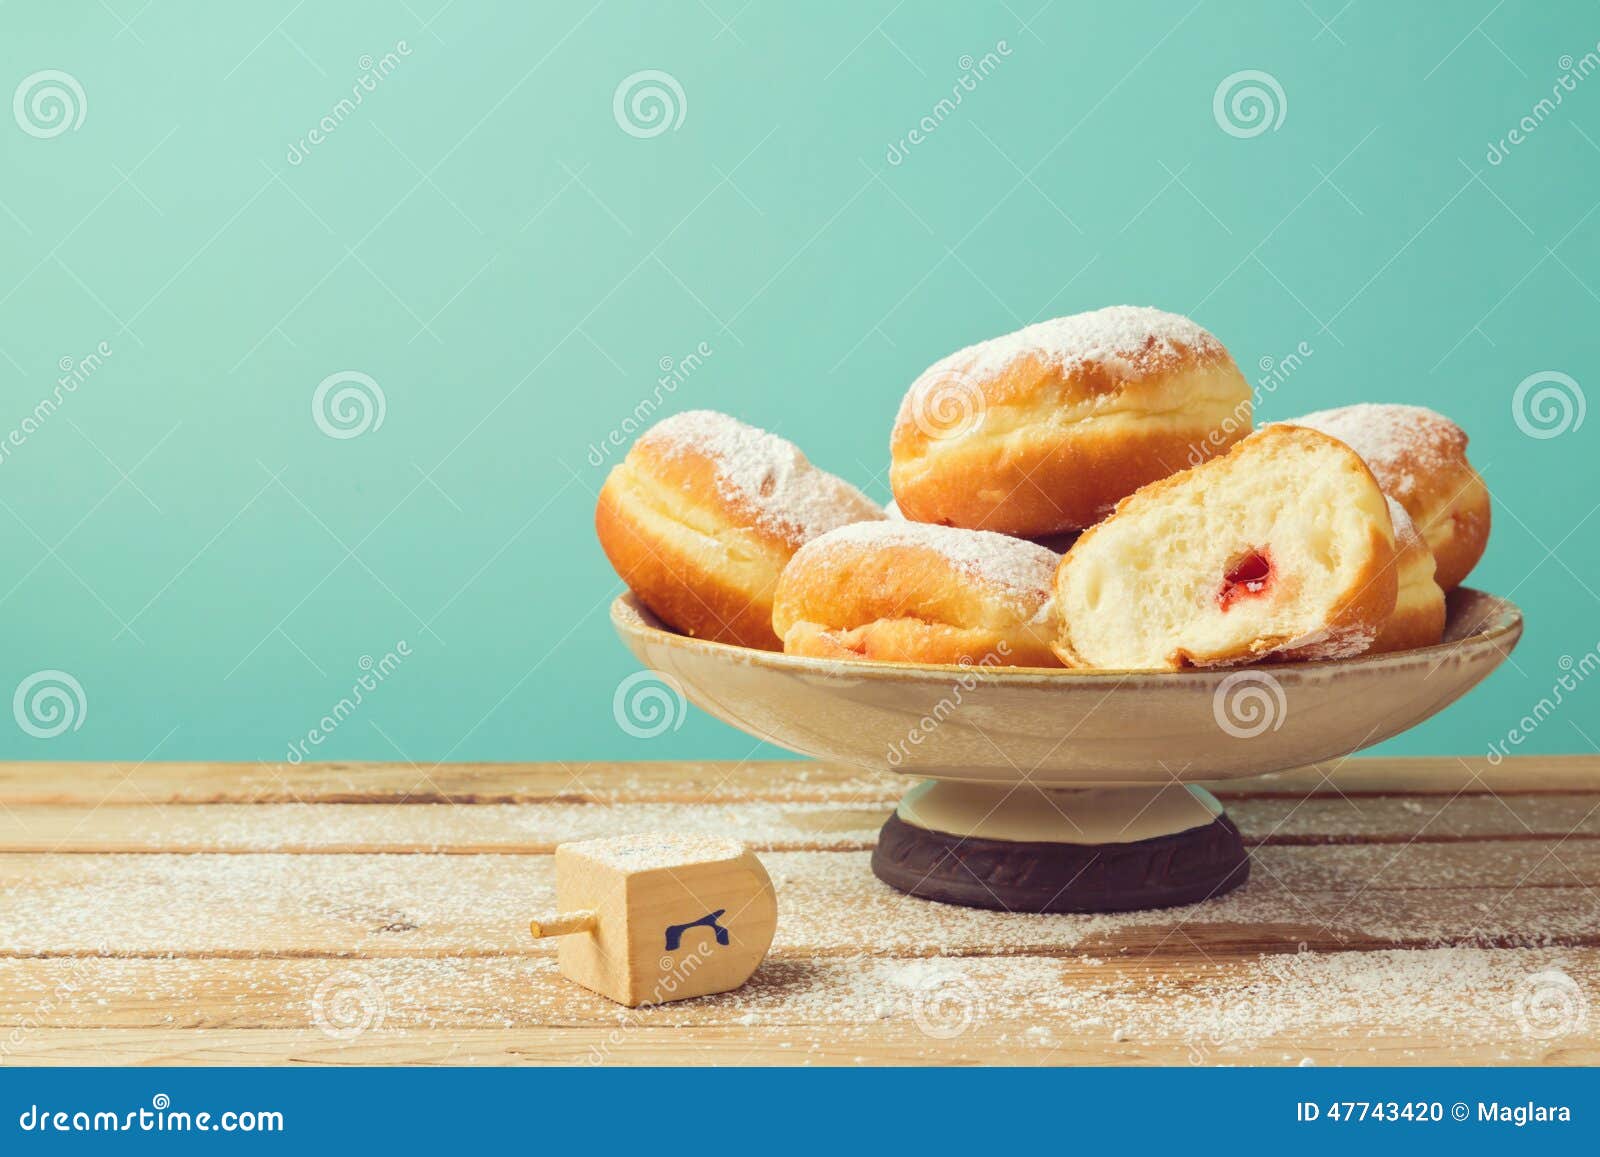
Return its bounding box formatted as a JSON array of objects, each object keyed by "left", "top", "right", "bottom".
[{"left": 663, "top": 908, "right": 729, "bottom": 951}]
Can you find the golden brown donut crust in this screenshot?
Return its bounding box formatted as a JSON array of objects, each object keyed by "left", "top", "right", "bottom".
[
  {"left": 1284, "top": 404, "right": 1489, "bottom": 591},
  {"left": 1415, "top": 469, "right": 1490, "bottom": 592},
  {"left": 772, "top": 522, "right": 1063, "bottom": 667},
  {"left": 890, "top": 306, "right": 1253, "bottom": 536},
  {"left": 596, "top": 412, "right": 884, "bottom": 650},
  {"left": 1370, "top": 499, "right": 1447, "bottom": 654}
]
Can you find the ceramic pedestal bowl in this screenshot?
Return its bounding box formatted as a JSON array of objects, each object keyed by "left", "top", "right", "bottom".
[{"left": 611, "top": 589, "right": 1522, "bottom": 913}]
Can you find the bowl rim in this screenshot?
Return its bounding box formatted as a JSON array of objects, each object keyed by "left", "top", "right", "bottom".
[{"left": 611, "top": 588, "right": 1524, "bottom": 688}]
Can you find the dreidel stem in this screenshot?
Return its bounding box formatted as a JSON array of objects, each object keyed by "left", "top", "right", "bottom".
[{"left": 529, "top": 910, "right": 598, "bottom": 939}]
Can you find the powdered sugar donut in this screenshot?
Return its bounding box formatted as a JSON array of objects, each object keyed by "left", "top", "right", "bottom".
[
  {"left": 890, "top": 306, "right": 1252, "bottom": 536},
  {"left": 772, "top": 521, "right": 1063, "bottom": 667},
  {"left": 596, "top": 411, "right": 885, "bottom": 650},
  {"left": 1052, "top": 425, "right": 1398, "bottom": 670},
  {"left": 1371, "top": 497, "right": 1447, "bottom": 654},
  {"left": 1283, "top": 403, "right": 1489, "bottom": 591}
]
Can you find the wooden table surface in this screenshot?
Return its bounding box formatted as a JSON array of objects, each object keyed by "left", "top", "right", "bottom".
[{"left": 1, "top": 756, "right": 1597, "bottom": 1066}]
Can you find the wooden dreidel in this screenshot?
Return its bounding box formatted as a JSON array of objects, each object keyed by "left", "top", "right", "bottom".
[{"left": 529, "top": 833, "right": 777, "bottom": 1007}]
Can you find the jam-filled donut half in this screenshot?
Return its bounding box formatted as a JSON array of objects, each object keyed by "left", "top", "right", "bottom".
[{"left": 1052, "top": 425, "right": 1399, "bottom": 670}]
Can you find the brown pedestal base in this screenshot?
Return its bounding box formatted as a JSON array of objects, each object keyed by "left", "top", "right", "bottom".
[{"left": 871, "top": 808, "right": 1250, "bottom": 914}]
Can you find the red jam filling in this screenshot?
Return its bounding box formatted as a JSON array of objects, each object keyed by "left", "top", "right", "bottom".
[{"left": 1218, "top": 548, "right": 1273, "bottom": 612}]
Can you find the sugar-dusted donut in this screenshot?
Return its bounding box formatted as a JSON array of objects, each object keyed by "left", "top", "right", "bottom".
[
  {"left": 889, "top": 306, "right": 1252, "bottom": 537},
  {"left": 1282, "top": 403, "right": 1489, "bottom": 590},
  {"left": 596, "top": 410, "right": 885, "bottom": 650},
  {"left": 1052, "top": 425, "right": 1398, "bottom": 670},
  {"left": 1371, "top": 497, "right": 1447, "bottom": 655},
  {"left": 772, "top": 521, "right": 1063, "bottom": 667}
]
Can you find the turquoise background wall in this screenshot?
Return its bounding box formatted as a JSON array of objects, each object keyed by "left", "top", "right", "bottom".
[{"left": 1, "top": 1, "right": 1597, "bottom": 765}]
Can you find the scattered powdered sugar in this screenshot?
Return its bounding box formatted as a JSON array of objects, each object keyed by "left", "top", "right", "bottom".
[
  {"left": 762, "top": 851, "right": 1597, "bottom": 954},
  {"left": 3, "top": 831, "right": 1594, "bottom": 1063},
  {"left": 35, "top": 801, "right": 886, "bottom": 853},
  {"left": 900, "top": 305, "right": 1222, "bottom": 424},
  {"left": 7, "top": 847, "right": 1593, "bottom": 957},
  {"left": 3, "top": 940, "right": 1582, "bottom": 1064},
  {"left": 997, "top": 946, "right": 1594, "bottom": 1058},
  {"left": 14, "top": 797, "right": 1595, "bottom": 857},
  {"left": 563, "top": 831, "right": 746, "bottom": 870},
  {"left": 642, "top": 410, "right": 883, "bottom": 544},
  {"left": 1283, "top": 404, "right": 1466, "bottom": 499},
  {"left": 795, "top": 521, "right": 1059, "bottom": 617}
]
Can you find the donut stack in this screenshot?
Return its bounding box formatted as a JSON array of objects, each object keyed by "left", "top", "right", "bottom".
[{"left": 597, "top": 306, "right": 1488, "bottom": 671}]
